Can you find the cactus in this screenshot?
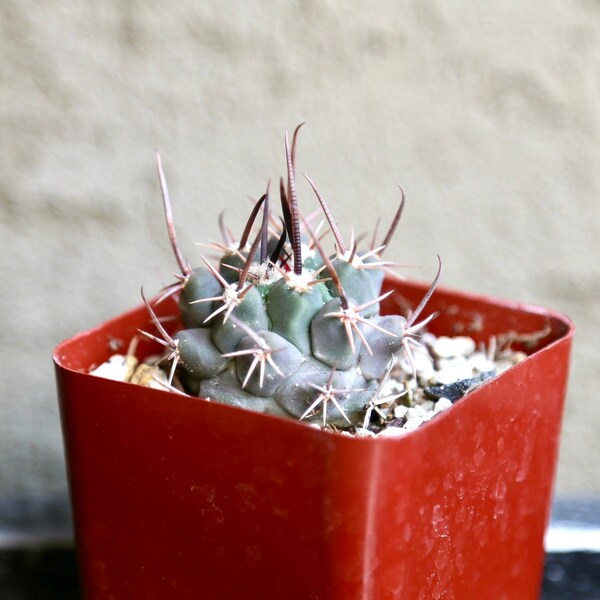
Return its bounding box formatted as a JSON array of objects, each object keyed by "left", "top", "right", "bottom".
[{"left": 142, "top": 128, "right": 441, "bottom": 429}]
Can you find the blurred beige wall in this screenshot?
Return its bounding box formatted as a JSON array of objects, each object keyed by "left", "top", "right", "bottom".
[{"left": 1, "top": 1, "right": 599, "bottom": 497}]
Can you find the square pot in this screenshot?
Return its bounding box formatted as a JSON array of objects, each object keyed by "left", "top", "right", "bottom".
[{"left": 54, "top": 276, "right": 573, "bottom": 599}]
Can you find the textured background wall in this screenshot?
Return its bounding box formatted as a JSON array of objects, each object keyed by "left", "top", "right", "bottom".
[{"left": 1, "top": 1, "right": 599, "bottom": 498}]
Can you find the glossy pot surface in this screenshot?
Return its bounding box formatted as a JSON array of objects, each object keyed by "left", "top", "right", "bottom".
[{"left": 54, "top": 277, "right": 573, "bottom": 599}]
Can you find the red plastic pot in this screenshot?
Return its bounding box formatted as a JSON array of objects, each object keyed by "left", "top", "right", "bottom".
[{"left": 54, "top": 276, "right": 573, "bottom": 600}]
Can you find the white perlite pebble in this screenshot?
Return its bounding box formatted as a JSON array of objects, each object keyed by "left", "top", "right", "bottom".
[
  {"left": 90, "top": 354, "right": 138, "bottom": 382},
  {"left": 380, "top": 378, "right": 408, "bottom": 400},
  {"left": 406, "top": 405, "right": 431, "bottom": 424},
  {"left": 421, "top": 400, "right": 435, "bottom": 412},
  {"left": 385, "top": 398, "right": 453, "bottom": 437},
  {"left": 398, "top": 348, "right": 435, "bottom": 377},
  {"left": 432, "top": 363, "right": 475, "bottom": 385},
  {"left": 434, "top": 398, "right": 453, "bottom": 413},
  {"left": 467, "top": 352, "right": 496, "bottom": 374},
  {"left": 432, "top": 336, "right": 476, "bottom": 359},
  {"left": 394, "top": 405, "right": 409, "bottom": 419}
]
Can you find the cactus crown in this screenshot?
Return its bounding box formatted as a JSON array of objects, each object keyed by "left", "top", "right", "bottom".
[{"left": 143, "top": 127, "right": 441, "bottom": 429}]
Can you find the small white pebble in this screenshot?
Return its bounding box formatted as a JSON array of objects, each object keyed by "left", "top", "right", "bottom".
[
  {"left": 467, "top": 352, "right": 496, "bottom": 374},
  {"left": 407, "top": 405, "right": 428, "bottom": 419},
  {"left": 419, "top": 400, "right": 435, "bottom": 412},
  {"left": 403, "top": 417, "right": 426, "bottom": 431},
  {"left": 394, "top": 405, "right": 409, "bottom": 419},
  {"left": 435, "top": 356, "right": 468, "bottom": 370},
  {"left": 433, "top": 364, "right": 475, "bottom": 385},
  {"left": 90, "top": 354, "right": 138, "bottom": 382},
  {"left": 434, "top": 398, "right": 453, "bottom": 413},
  {"left": 398, "top": 348, "right": 434, "bottom": 376},
  {"left": 432, "top": 336, "right": 476, "bottom": 359},
  {"left": 380, "top": 378, "right": 407, "bottom": 398}
]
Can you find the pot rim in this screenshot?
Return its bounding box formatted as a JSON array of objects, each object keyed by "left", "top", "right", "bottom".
[{"left": 53, "top": 275, "right": 575, "bottom": 443}]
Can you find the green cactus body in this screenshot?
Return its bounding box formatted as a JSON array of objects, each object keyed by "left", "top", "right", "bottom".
[
  {"left": 267, "top": 278, "right": 329, "bottom": 355},
  {"left": 234, "top": 331, "right": 303, "bottom": 397},
  {"left": 174, "top": 328, "right": 229, "bottom": 379},
  {"left": 326, "top": 260, "right": 380, "bottom": 317},
  {"left": 199, "top": 364, "right": 293, "bottom": 417},
  {"left": 310, "top": 297, "right": 361, "bottom": 369},
  {"left": 273, "top": 357, "right": 357, "bottom": 418},
  {"left": 146, "top": 131, "right": 441, "bottom": 429},
  {"left": 315, "top": 381, "right": 378, "bottom": 427},
  {"left": 211, "top": 286, "right": 270, "bottom": 353},
  {"left": 358, "top": 315, "right": 406, "bottom": 380},
  {"left": 179, "top": 268, "right": 223, "bottom": 328}
]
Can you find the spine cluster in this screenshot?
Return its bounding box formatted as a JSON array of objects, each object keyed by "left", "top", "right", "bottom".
[{"left": 143, "top": 127, "right": 440, "bottom": 428}]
